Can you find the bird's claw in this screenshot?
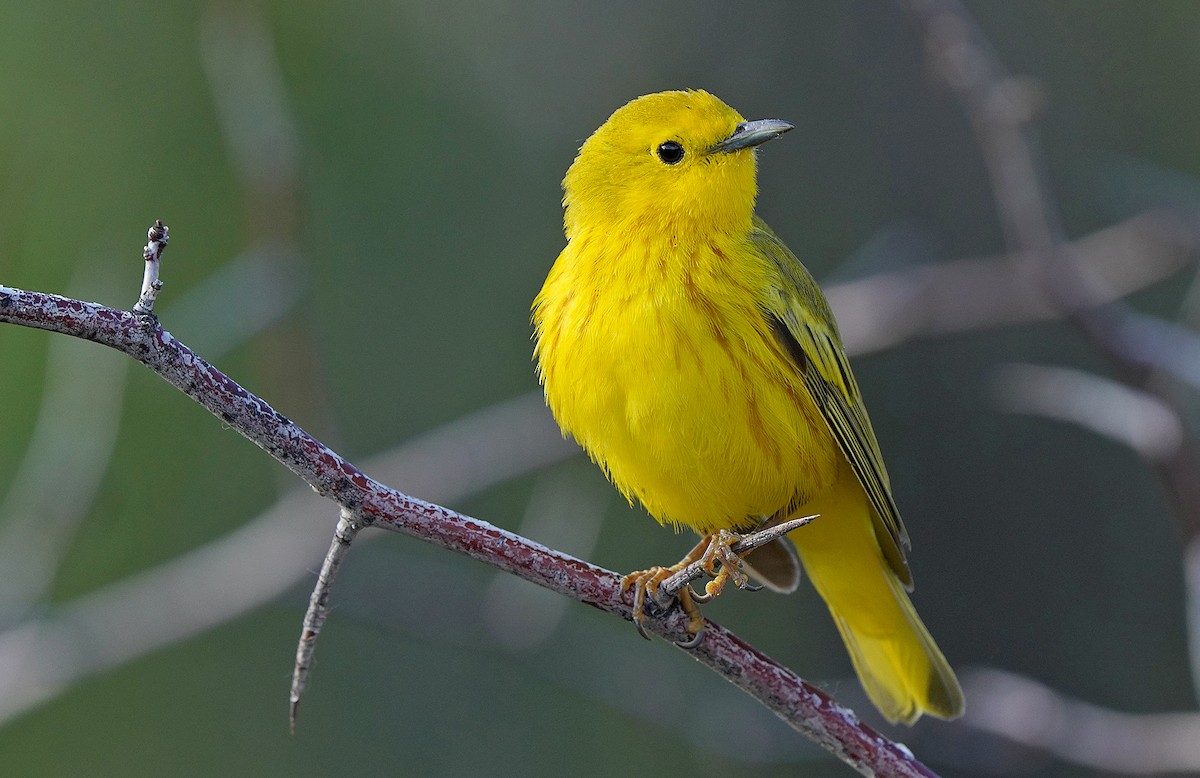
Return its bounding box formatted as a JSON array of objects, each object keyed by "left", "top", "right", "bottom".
[
  {"left": 673, "top": 622, "right": 706, "bottom": 649},
  {"left": 687, "top": 582, "right": 715, "bottom": 604},
  {"left": 621, "top": 529, "right": 761, "bottom": 648},
  {"left": 621, "top": 565, "right": 671, "bottom": 642}
]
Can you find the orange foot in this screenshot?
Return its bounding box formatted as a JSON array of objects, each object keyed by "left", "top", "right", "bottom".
[{"left": 620, "top": 530, "right": 760, "bottom": 649}]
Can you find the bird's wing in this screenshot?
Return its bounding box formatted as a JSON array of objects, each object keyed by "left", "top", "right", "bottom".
[{"left": 749, "top": 216, "right": 913, "bottom": 588}]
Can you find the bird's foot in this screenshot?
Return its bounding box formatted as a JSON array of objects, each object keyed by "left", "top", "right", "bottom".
[
  {"left": 685, "top": 529, "right": 760, "bottom": 604},
  {"left": 620, "top": 565, "right": 706, "bottom": 647},
  {"left": 620, "top": 529, "right": 758, "bottom": 649}
]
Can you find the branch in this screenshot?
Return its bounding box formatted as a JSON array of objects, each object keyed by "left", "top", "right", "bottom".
[
  {"left": 0, "top": 391, "right": 573, "bottom": 727},
  {"left": 0, "top": 277, "right": 938, "bottom": 776}
]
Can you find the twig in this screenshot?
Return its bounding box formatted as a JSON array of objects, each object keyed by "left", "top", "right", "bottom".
[
  {"left": 132, "top": 220, "right": 168, "bottom": 316},
  {"left": 291, "top": 507, "right": 362, "bottom": 732},
  {"left": 0, "top": 233, "right": 938, "bottom": 777},
  {"left": 657, "top": 515, "right": 817, "bottom": 603}
]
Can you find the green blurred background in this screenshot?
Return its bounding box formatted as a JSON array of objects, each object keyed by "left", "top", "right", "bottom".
[{"left": 2, "top": 1, "right": 1199, "bottom": 775}]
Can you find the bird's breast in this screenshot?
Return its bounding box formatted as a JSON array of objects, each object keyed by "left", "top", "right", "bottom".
[{"left": 535, "top": 235, "right": 840, "bottom": 532}]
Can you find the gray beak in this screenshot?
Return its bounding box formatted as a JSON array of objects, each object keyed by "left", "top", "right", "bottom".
[{"left": 710, "top": 119, "right": 794, "bottom": 154}]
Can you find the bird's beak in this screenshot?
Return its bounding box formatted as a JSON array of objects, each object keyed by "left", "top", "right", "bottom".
[{"left": 710, "top": 119, "right": 794, "bottom": 154}]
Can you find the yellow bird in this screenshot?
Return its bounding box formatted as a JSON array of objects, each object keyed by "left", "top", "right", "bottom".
[{"left": 532, "top": 90, "right": 963, "bottom": 724}]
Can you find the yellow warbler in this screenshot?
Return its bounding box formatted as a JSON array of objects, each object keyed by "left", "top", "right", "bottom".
[{"left": 532, "top": 90, "right": 963, "bottom": 724}]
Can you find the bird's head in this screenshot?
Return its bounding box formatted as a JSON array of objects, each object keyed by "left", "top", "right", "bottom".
[{"left": 562, "top": 90, "right": 792, "bottom": 240}]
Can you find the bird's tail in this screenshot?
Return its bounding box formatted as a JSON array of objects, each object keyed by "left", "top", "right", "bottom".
[{"left": 792, "top": 467, "right": 964, "bottom": 724}]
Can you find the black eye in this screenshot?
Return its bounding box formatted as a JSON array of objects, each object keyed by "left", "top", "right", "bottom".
[{"left": 656, "top": 141, "right": 684, "bottom": 165}]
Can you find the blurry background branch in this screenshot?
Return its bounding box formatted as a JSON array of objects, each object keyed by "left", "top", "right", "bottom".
[
  {"left": 992, "top": 363, "right": 1184, "bottom": 463},
  {"left": 957, "top": 668, "right": 1200, "bottom": 775},
  {"left": 832, "top": 209, "right": 1199, "bottom": 357},
  {"left": 901, "top": 0, "right": 1200, "bottom": 535}
]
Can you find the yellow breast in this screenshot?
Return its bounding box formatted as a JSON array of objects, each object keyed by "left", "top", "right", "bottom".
[{"left": 533, "top": 228, "right": 839, "bottom": 533}]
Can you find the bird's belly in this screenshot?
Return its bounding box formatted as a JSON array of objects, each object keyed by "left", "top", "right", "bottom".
[{"left": 551, "top": 298, "right": 839, "bottom": 533}]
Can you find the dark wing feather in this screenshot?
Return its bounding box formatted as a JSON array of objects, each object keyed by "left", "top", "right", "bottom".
[{"left": 750, "top": 216, "right": 913, "bottom": 588}]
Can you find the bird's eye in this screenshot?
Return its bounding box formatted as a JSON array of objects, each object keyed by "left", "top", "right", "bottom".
[{"left": 656, "top": 141, "right": 684, "bottom": 165}]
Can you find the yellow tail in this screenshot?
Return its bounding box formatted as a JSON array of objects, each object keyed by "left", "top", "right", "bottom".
[{"left": 792, "top": 462, "right": 964, "bottom": 724}]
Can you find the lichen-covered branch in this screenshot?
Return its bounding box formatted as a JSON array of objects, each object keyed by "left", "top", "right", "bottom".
[{"left": 0, "top": 281, "right": 937, "bottom": 778}]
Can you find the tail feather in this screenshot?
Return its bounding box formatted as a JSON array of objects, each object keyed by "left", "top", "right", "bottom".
[
  {"left": 827, "top": 569, "right": 964, "bottom": 724},
  {"left": 792, "top": 462, "right": 964, "bottom": 724}
]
